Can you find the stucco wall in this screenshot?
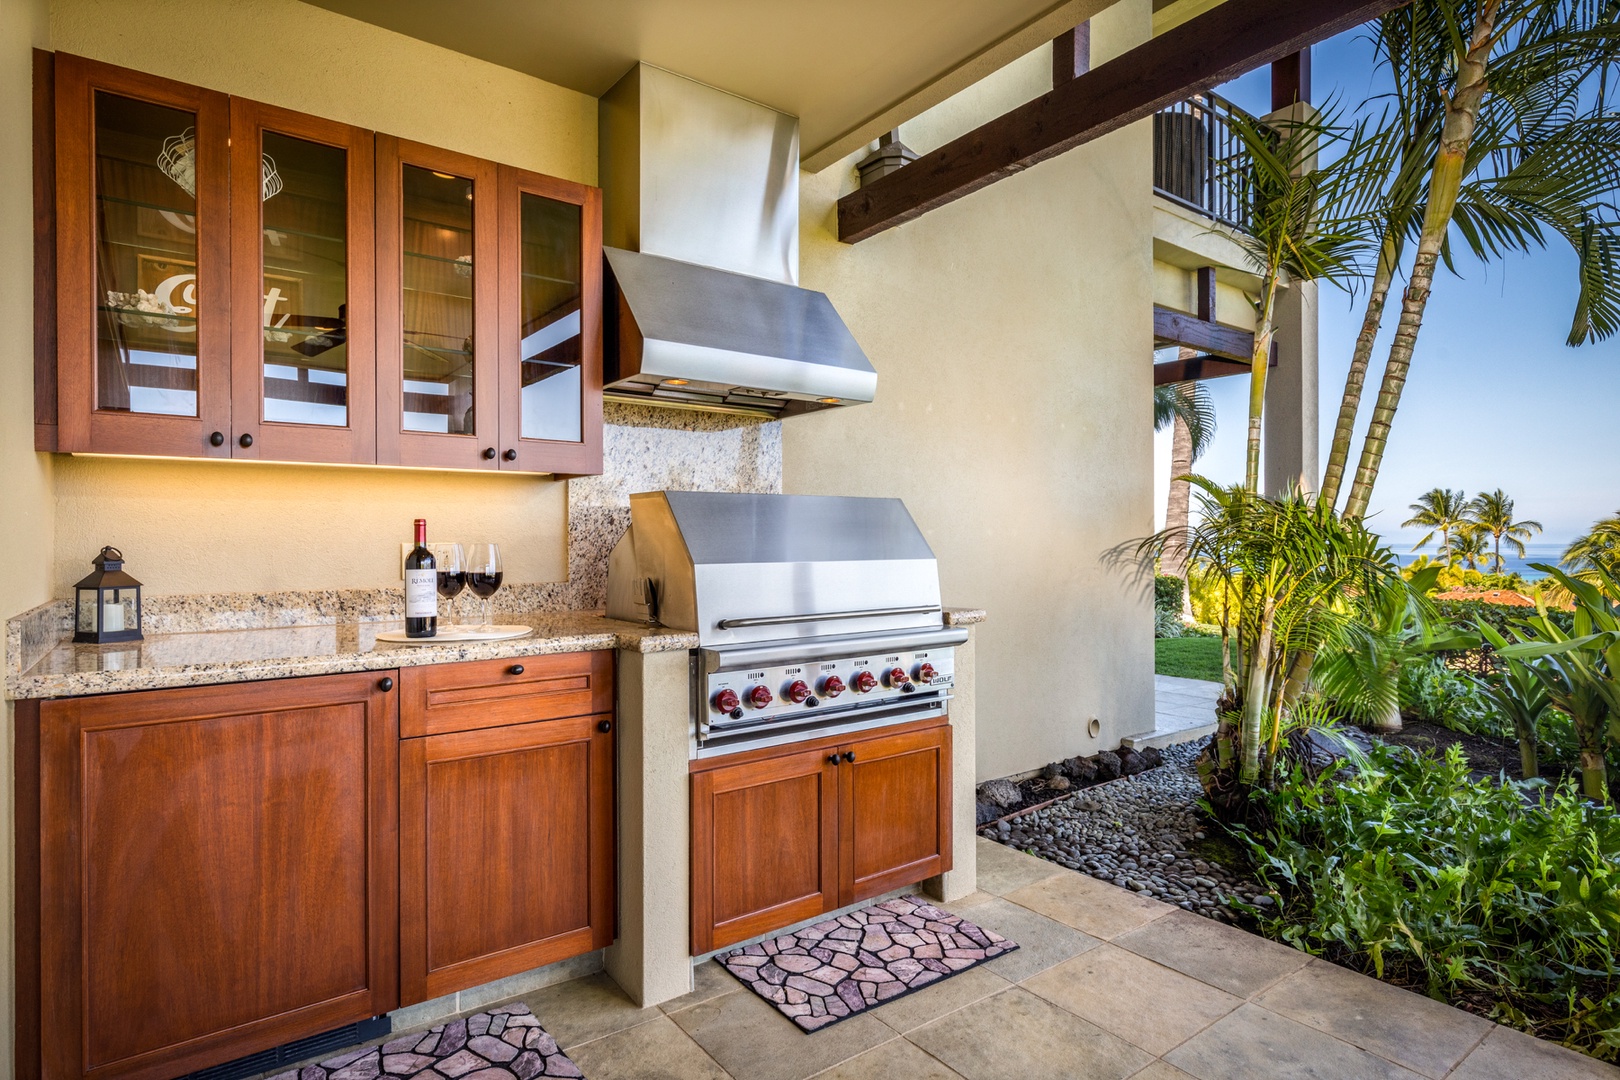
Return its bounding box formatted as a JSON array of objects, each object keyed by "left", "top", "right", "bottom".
[
  {"left": 791, "top": 0, "right": 1157, "bottom": 782},
  {"left": 42, "top": 0, "right": 599, "bottom": 597}
]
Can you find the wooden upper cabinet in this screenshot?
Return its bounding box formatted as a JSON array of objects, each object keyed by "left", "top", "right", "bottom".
[
  {"left": 496, "top": 165, "right": 604, "bottom": 475},
  {"left": 230, "top": 100, "right": 376, "bottom": 463},
  {"left": 375, "top": 136, "right": 500, "bottom": 470},
  {"left": 54, "top": 53, "right": 232, "bottom": 457}
]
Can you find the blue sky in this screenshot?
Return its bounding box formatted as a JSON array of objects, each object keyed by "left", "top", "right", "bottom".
[{"left": 1152, "top": 26, "right": 1620, "bottom": 556}]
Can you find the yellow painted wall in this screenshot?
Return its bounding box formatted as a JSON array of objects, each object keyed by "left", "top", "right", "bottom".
[
  {"left": 43, "top": 0, "right": 600, "bottom": 596},
  {"left": 1152, "top": 261, "right": 1257, "bottom": 332},
  {"left": 792, "top": 0, "right": 1157, "bottom": 781}
]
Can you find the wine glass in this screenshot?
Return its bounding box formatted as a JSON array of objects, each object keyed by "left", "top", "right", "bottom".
[
  {"left": 465, "top": 542, "right": 504, "bottom": 632},
  {"left": 431, "top": 542, "right": 466, "bottom": 630}
]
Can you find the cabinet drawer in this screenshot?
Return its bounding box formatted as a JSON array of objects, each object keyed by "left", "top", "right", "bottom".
[{"left": 400, "top": 651, "right": 612, "bottom": 737}]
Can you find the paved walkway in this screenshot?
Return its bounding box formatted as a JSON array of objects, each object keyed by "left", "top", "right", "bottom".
[
  {"left": 486, "top": 838, "right": 1616, "bottom": 1079},
  {"left": 1126, "top": 675, "right": 1221, "bottom": 750}
]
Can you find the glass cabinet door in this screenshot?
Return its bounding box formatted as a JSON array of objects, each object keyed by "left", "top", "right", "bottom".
[
  {"left": 496, "top": 166, "right": 603, "bottom": 476},
  {"left": 376, "top": 138, "right": 498, "bottom": 469},
  {"left": 55, "top": 55, "right": 231, "bottom": 455},
  {"left": 229, "top": 101, "right": 374, "bottom": 463}
]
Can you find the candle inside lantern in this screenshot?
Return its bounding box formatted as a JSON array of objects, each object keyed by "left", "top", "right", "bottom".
[{"left": 102, "top": 596, "right": 125, "bottom": 633}]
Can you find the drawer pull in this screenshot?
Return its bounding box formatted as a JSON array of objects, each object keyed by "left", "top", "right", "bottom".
[
  {"left": 842, "top": 751, "right": 856, "bottom": 763},
  {"left": 378, "top": 676, "right": 394, "bottom": 692},
  {"left": 508, "top": 664, "right": 525, "bottom": 676},
  {"left": 597, "top": 719, "right": 612, "bottom": 733},
  {"left": 828, "top": 754, "right": 841, "bottom": 766}
]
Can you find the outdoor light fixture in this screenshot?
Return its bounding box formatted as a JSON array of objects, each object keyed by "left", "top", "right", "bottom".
[{"left": 73, "top": 546, "right": 144, "bottom": 644}]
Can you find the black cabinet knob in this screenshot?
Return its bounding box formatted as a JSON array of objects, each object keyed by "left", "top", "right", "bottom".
[
  {"left": 842, "top": 751, "right": 856, "bottom": 763},
  {"left": 508, "top": 664, "right": 525, "bottom": 675},
  {"left": 239, "top": 433, "right": 254, "bottom": 448},
  {"left": 378, "top": 676, "right": 394, "bottom": 692},
  {"left": 209, "top": 431, "right": 225, "bottom": 447},
  {"left": 502, "top": 449, "right": 517, "bottom": 461},
  {"left": 597, "top": 719, "right": 612, "bottom": 733},
  {"left": 828, "top": 754, "right": 841, "bottom": 766},
  {"left": 482, "top": 447, "right": 497, "bottom": 460}
]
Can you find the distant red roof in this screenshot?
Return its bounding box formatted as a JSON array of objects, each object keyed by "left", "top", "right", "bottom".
[{"left": 1434, "top": 589, "right": 1536, "bottom": 608}]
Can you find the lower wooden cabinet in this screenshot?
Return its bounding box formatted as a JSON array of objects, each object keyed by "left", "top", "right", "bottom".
[
  {"left": 30, "top": 672, "right": 400, "bottom": 1080},
  {"left": 399, "top": 712, "right": 616, "bottom": 1004},
  {"left": 690, "top": 720, "right": 952, "bottom": 954}
]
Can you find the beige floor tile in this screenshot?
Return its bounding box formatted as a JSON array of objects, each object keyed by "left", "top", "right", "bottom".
[
  {"left": 661, "top": 959, "right": 744, "bottom": 1014},
  {"left": 1111, "top": 909, "right": 1308, "bottom": 997},
  {"left": 1447, "top": 1024, "right": 1620, "bottom": 1080},
  {"left": 933, "top": 890, "right": 996, "bottom": 914},
  {"left": 946, "top": 896, "right": 1102, "bottom": 981},
  {"left": 1022, "top": 944, "right": 1241, "bottom": 1056},
  {"left": 567, "top": 1014, "right": 731, "bottom": 1079},
  {"left": 811, "top": 1037, "right": 968, "bottom": 1079},
  {"left": 522, "top": 972, "right": 660, "bottom": 1049},
  {"left": 908, "top": 986, "right": 1153, "bottom": 1080},
  {"left": 1128, "top": 1063, "right": 1200, "bottom": 1080},
  {"left": 973, "top": 837, "right": 1064, "bottom": 896},
  {"left": 1165, "top": 1002, "right": 1424, "bottom": 1080},
  {"left": 1253, "top": 959, "right": 1491, "bottom": 1078},
  {"left": 870, "top": 966, "right": 1013, "bottom": 1034},
  {"left": 1004, "top": 869, "right": 1174, "bottom": 940},
  {"left": 668, "top": 981, "right": 894, "bottom": 1080}
]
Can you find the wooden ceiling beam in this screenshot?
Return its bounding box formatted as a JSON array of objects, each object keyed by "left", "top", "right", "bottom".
[
  {"left": 1154, "top": 305, "right": 1252, "bottom": 363},
  {"left": 837, "top": 0, "right": 1402, "bottom": 243},
  {"left": 1154, "top": 354, "right": 1251, "bottom": 385}
]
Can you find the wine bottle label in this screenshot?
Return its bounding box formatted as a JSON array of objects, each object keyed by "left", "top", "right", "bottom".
[{"left": 405, "top": 569, "right": 438, "bottom": 618}]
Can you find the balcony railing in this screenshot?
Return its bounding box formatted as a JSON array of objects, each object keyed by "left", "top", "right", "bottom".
[{"left": 1153, "top": 91, "right": 1257, "bottom": 233}]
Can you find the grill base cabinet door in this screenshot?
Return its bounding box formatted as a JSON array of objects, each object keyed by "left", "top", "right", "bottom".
[
  {"left": 35, "top": 673, "right": 400, "bottom": 1080},
  {"left": 400, "top": 714, "right": 615, "bottom": 1004},
  {"left": 840, "top": 726, "right": 953, "bottom": 903},
  {"left": 691, "top": 748, "right": 841, "bottom": 954}
]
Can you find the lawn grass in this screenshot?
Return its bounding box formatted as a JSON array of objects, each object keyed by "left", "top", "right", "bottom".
[{"left": 1155, "top": 636, "right": 1224, "bottom": 682}]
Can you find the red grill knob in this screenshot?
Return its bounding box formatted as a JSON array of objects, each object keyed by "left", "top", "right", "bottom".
[
  {"left": 851, "top": 670, "right": 878, "bottom": 693},
  {"left": 748, "top": 685, "right": 774, "bottom": 709},
  {"left": 916, "top": 663, "right": 937, "bottom": 683},
  {"left": 713, "top": 688, "right": 740, "bottom": 713},
  {"left": 787, "top": 679, "right": 812, "bottom": 704},
  {"left": 821, "top": 675, "right": 846, "bottom": 698},
  {"left": 886, "top": 666, "right": 910, "bottom": 687}
]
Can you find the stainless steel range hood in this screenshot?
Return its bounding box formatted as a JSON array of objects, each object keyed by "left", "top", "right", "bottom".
[{"left": 599, "top": 65, "right": 875, "bottom": 416}]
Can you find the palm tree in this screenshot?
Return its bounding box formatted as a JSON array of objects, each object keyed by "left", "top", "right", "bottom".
[
  {"left": 1154, "top": 378, "right": 1216, "bottom": 592},
  {"left": 1339, "top": 0, "right": 1620, "bottom": 519},
  {"left": 1451, "top": 526, "right": 1490, "bottom": 570},
  {"left": 1466, "top": 488, "right": 1543, "bottom": 571},
  {"left": 1403, "top": 487, "right": 1470, "bottom": 564},
  {"left": 1564, "top": 510, "right": 1620, "bottom": 577}
]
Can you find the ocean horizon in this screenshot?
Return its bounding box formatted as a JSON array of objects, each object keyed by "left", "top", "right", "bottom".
[{"left": 1392, "top": 541, "right": 1571, "bottom": 582}]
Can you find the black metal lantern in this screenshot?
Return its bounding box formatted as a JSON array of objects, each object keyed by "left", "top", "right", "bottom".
[{"left": 73, "top": 547, "right": 143, "bottom": 644}]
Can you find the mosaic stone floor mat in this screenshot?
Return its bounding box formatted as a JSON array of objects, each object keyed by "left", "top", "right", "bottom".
[
  {"left": 271, "top": 1003, "right": 584, "bottom": 1080},
  {"left": 717, "top": 894, "right": 1018, "bottom": 1032}
]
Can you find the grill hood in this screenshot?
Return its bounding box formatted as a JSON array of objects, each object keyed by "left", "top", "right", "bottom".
[{"left": 599, "top": 65, "right": 875, "bottom": 416}]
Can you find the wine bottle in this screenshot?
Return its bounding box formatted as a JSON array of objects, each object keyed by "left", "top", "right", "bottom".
[{"left": 404, "top": 518, "right": 437, "bottom": 638}]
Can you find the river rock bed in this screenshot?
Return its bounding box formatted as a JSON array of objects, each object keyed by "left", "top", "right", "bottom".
[{"left": 979, "top": 739, "right": 1274, "bottom": 921}]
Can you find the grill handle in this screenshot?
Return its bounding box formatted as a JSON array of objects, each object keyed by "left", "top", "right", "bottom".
[{"left": 717, "top": 605, "right": 941, "bottom": 631}]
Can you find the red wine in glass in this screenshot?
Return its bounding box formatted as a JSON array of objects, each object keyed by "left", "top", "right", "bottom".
[
  {"left": 466, "top": 571, "right": 503, "bottom": 598},
  {"left": 429, "top": 543, "right": 465, "bottom": 628},
  {"left": 466, "top": 543, "right": 503, "bottom": 630}
]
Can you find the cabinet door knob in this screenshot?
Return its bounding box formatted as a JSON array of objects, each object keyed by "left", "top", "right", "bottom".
[
  {"left": 209, "top": 431, "right": 225, "bottom": 447},
  {"left": 503, "top": 448, "right": 518, "bottom": 462},
  {"left": 597, "top": 719, "right": 612, "bottom": 733},
  {"left": 239, "top": 433, "right": 254, "bottom": 448},
  {"left": 828, "top": 753, "right": 841, "bottom": 766},
  {"left": 482, "top": 447, "right": 497, "bottom": 460},
  {"left": 508, "top": 664, "right": 525, "bottom": 675},
  {"left": 842, "top": 751, "right": 856, "bottom": 763},
  {"left": 378, "top": 676, "right": 394, "bottom": 691}
]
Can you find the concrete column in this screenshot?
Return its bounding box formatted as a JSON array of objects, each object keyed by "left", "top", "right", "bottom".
[
  {"left": 925, "top": 626, "right": 977, "bottom": 903},
  {"left": 603, "top": 648, "right": 693, "bottom": 1007},
  {"left": 1264, "top": 276, "right": 1319, "bottom": 496}
]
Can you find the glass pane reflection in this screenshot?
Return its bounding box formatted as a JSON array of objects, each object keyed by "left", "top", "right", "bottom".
[
  {"left": 401, "top": 166, "right": 475, "bottom": 434},
  {"left": 518, "top": 192, "right": 582, "bottom": 443}
]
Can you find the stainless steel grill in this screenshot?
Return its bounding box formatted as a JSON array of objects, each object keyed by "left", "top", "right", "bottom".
[{"left": 606, "top": 491, "right": 966, "bottom": 756}]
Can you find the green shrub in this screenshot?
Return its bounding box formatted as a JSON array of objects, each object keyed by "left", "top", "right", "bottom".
[
  {"left": 1236, "top": 744, "right": 1620, "bottom": 1060},
  {"left": 1154, "top": 607, "right": 1185, "bottom": 639},
  {"left": 1155, "top": 575, "right": 1185, "bottom": 613},
  {"left": 1399, "top": 655, "right": 1501, "bottom": 735}
]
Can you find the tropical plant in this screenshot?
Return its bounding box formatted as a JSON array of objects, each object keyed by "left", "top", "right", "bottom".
[
  {"left": 1154, "top": 381, "right": 1217, "bottom": 592},
  {"left": 1141, "top": 480, "right": 1406, "bottom": 807},
  {"left": 1224, "top": 109, "right": 1386, "bottom": 493},
  {"left": 1338, "top": 0, "right": 1620, "bottom": 519},
  {"left": 1475, "top": 618, "right": 1554, "bottom": 777},
  {"left": 1467, "top": 488, "right": 1543, "bottom": 572},
  {"left": 1499, "top": 565, "right": 1620, "bottom": 800},
  {"left": 1238, "top": 742, "right": 1620, "bottom": 1060},
  {"left": 1450, "top": 525, "right": 1491, "bottom": 570},
  {"left": 1565, "top": 509, "right": 1620, "bottom": 579},
  {"left": 1403, "top": 487, "right": 1471, "bottom": 564}
]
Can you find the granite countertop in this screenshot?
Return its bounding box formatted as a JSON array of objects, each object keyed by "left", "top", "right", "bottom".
[{"left": 9, "top": 606, "right": 986, "bottom": 700}]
